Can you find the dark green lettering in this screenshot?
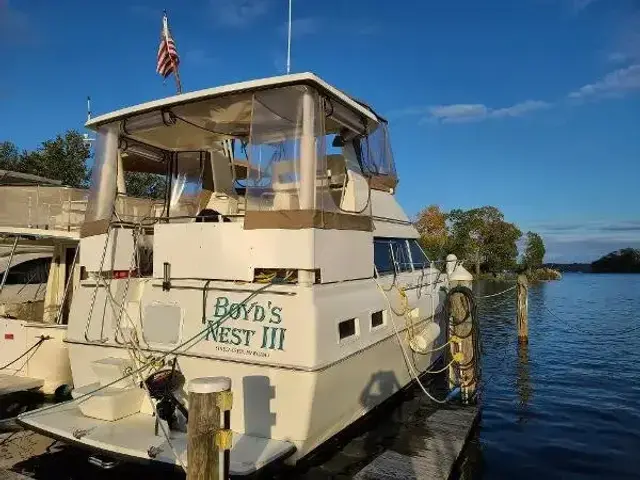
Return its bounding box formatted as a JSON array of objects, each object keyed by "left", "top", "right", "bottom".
[
  {"left": 205, "top": 321, "right": 218, "bottom": 341},
  {"left": 219, "top": 326, "right": 230, "bottom": 343},
  {"left": 270, "top": 306, "right": 282, "bottom": 324},
  {"left": 253, "top": 305, "right": 266, "bottom": 322},
  {"left": 277, "top": 328, "right": 286, "bottom": 350},
  {"left": 244, "top": 329, "right": 256, "bottom": 346},
  {"left": 230, "top": 328, "right": 242, "bottom": 346},
  {"left": 214, "top": 297, "right": 229, "bottom": 319}
]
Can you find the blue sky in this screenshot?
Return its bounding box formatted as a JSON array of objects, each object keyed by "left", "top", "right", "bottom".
[{"left": 1, "top": 0, "right": 639, "bottom": 261}]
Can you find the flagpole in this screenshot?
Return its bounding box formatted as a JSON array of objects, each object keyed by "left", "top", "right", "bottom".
[
  {"left": 172, "top": 61, "right": 183, "bottom": 94},
  {"left": 286, "top": 0, "right": 292, "bottom": 74},
  {"left": 164, "top": 10, "right": 182, "bottom": 94}
]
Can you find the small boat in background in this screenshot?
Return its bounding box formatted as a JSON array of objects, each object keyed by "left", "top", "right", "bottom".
[{"left": 0, "top": 172, "right": 87, "bottom": 419}]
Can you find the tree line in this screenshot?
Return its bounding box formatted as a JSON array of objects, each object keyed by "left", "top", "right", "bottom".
[
  {"left": 415, "top": 205, "right": 545, "bottom": 275},
  {"left": 0, "top": 131, "right": 91, "bottom": 188},
  {"left": 0, "top": 130, "right": 163, "bottom": 198}
]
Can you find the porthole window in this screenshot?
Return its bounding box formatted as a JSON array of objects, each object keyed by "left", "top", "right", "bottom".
[
  {"left": 371, "top": 310, "right": 385, "bottom": 329},
  {"left": 338, "top": 318, "right": 357, "bottom": 340}
]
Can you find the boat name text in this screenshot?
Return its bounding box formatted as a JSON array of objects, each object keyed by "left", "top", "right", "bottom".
[{"left": 205, "top": 296, "right": 286, "bottom": 352}]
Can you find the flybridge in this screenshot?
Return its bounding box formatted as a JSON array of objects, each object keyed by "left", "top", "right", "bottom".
[{"left": 85, "top": 73, "right": 382, "bottom": 130}]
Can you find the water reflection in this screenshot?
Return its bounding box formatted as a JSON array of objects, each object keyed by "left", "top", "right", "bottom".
[{"left": 516, "top": 343, "right": 532, "bottom": 424}]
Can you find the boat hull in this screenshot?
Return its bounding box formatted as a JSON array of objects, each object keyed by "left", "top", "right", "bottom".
[{"left": 19, "top": 317, "right": 444, "bottom": 473}]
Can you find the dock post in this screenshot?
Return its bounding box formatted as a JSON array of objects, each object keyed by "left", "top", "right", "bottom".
[
  {"left": 517, "top": 274, "right": 529, "bottom": 344},
  {"left": 446, "top": 255, "right": 477, "bottom": 404},
  {"left": 187, "top": 377, "right": 233, "bottom": 480}
]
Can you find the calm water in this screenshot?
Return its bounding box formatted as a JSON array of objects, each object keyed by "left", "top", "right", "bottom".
[
  {"left": 467, "top": 273, "right": 640, "bottom": 479},
  {"left": 4, "top": 274, "right": 640, "bottom": 479}
]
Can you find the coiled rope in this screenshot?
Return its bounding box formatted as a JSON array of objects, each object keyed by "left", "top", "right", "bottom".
[{"left": 443, "top": 285, "right": 481, "bottom": 402}]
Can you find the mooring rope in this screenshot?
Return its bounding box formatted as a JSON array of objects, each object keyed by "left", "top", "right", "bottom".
[
  {"left": 473, "top": 284, "right": 517, "bottom": 299},
  {"left": 0, "top": 335, "right": 50, "bottom": 371},
  {"left": 476, "top": 293, "right": 516, "bottom": 312}
]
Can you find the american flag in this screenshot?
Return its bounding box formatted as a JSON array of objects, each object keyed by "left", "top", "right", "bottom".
[{"left": 156, "top": 13, "right": 180, "bottom": 79}]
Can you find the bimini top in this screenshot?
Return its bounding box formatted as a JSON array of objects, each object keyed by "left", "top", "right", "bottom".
[{"left": 86, "top": 72, "right": 384, "bottom": 130}]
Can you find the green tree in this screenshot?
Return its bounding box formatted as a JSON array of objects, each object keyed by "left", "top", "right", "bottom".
[
  {"left": 482, "top": 220, "right": 521, "bottom": 272},
  {"left": 523, "top": 231, "right": 545, "bottom": 271},
  {"left": 0, "top": 141, "right": 21, "bottom": 171},
  {"left": 446, "top": 206, "right": 521, "bottom": 274},
  {"left": 414, "top": 204, "right": 448, "bottom": 260},
  {"left": 0, "top": 131, "right": 90, "bottom": 187},
  {"left": 2, "top": 133, "right": 167, "bottom": 200}
]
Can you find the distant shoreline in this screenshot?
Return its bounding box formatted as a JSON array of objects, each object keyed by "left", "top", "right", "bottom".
[{"left": 545, "top": 248, "right": 640, "bottom": 274}]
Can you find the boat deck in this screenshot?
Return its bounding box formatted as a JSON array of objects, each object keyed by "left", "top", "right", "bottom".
[{"left": 18, "top": 402, "right": 295, "bottom": 476}]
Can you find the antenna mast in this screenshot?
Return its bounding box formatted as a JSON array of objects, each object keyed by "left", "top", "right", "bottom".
[
  {"left": 286, "top": 0, "right": 292, "bottom": 74},
  {"left": 83, "top": 95, "right": 96, "bottom": 148}
]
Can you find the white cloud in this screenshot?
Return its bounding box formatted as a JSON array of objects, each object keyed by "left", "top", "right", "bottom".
[
  {"left": 211, "top": 0, "right": 269, "bottom": 28},
  {"left": 491, "top": 100, "right": 551, "bottom": 118},
  {"left": 404, "top": 100, "right": 550, "bottom": 124},
  {"left": 568, "top": 64, "right": 640, "bottom": 100},
  {"left": 428, "top": 104, "right": 488, "bottom": 123},
  {"left": 391, "top": 65, "right": 638, "bottom": 126}
]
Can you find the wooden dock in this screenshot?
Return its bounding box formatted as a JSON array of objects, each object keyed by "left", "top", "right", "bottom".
[
  {"left": 0, "top": 430, "right": 55, "bottom": 480},
  {"left": 0, "top": 470, "right": 30, "bottom": 480},
  {"left": 354, "top": 405, "right": 479, "bottom": 480}
]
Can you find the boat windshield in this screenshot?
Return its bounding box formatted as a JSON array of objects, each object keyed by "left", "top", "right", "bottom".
[{"left": 82, "top": 82, "right": 394, "bottom": 236}]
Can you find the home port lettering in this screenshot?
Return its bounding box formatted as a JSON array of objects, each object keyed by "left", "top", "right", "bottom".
[{"left": 205, "top": 296, "right": 285, "bottom": 351}]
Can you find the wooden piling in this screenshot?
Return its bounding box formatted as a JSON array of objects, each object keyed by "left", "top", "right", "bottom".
[
  {"left": 449, "top": 278, "right": 476, "bottom": 403},
  {"left": 187, "top": 377, "right": 233, "bottom": 480},
  {"left": 517, "top": 274, "right": 529, "bottom": 344}
]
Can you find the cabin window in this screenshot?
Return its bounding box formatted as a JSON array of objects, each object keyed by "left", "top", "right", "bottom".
[
  {"left": 408, "top": 239, "right": 429, "bottom": 268},
  {"left": 374, "top": 238, "right": 427, "bottom": 275},
  {"left": 389, "top": 239, "right": 412, "bottom": 273},
  {"left": 1, "top": 257, "right": 51, "bottom": 285},
  {"left": 371, "top": 310, "right": 385, "bottom": 329},
  {"left": 374, "top": 238, "right": 413, "bottom": 275},
  {"left": 374, "top": 240, "right": 394, "bottom": 275},
  {"left": 338, "top": 318, "right": 357, "bottom": 340}
]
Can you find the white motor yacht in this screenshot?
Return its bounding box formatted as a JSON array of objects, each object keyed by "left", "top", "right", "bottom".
[{"left": 18, "top": 73, "right": 451, "bottom": 475}]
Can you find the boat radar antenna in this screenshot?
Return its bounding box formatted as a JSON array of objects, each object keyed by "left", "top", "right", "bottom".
[{"left": 83, "top": 95, "right": 96, "bottom": 148}]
